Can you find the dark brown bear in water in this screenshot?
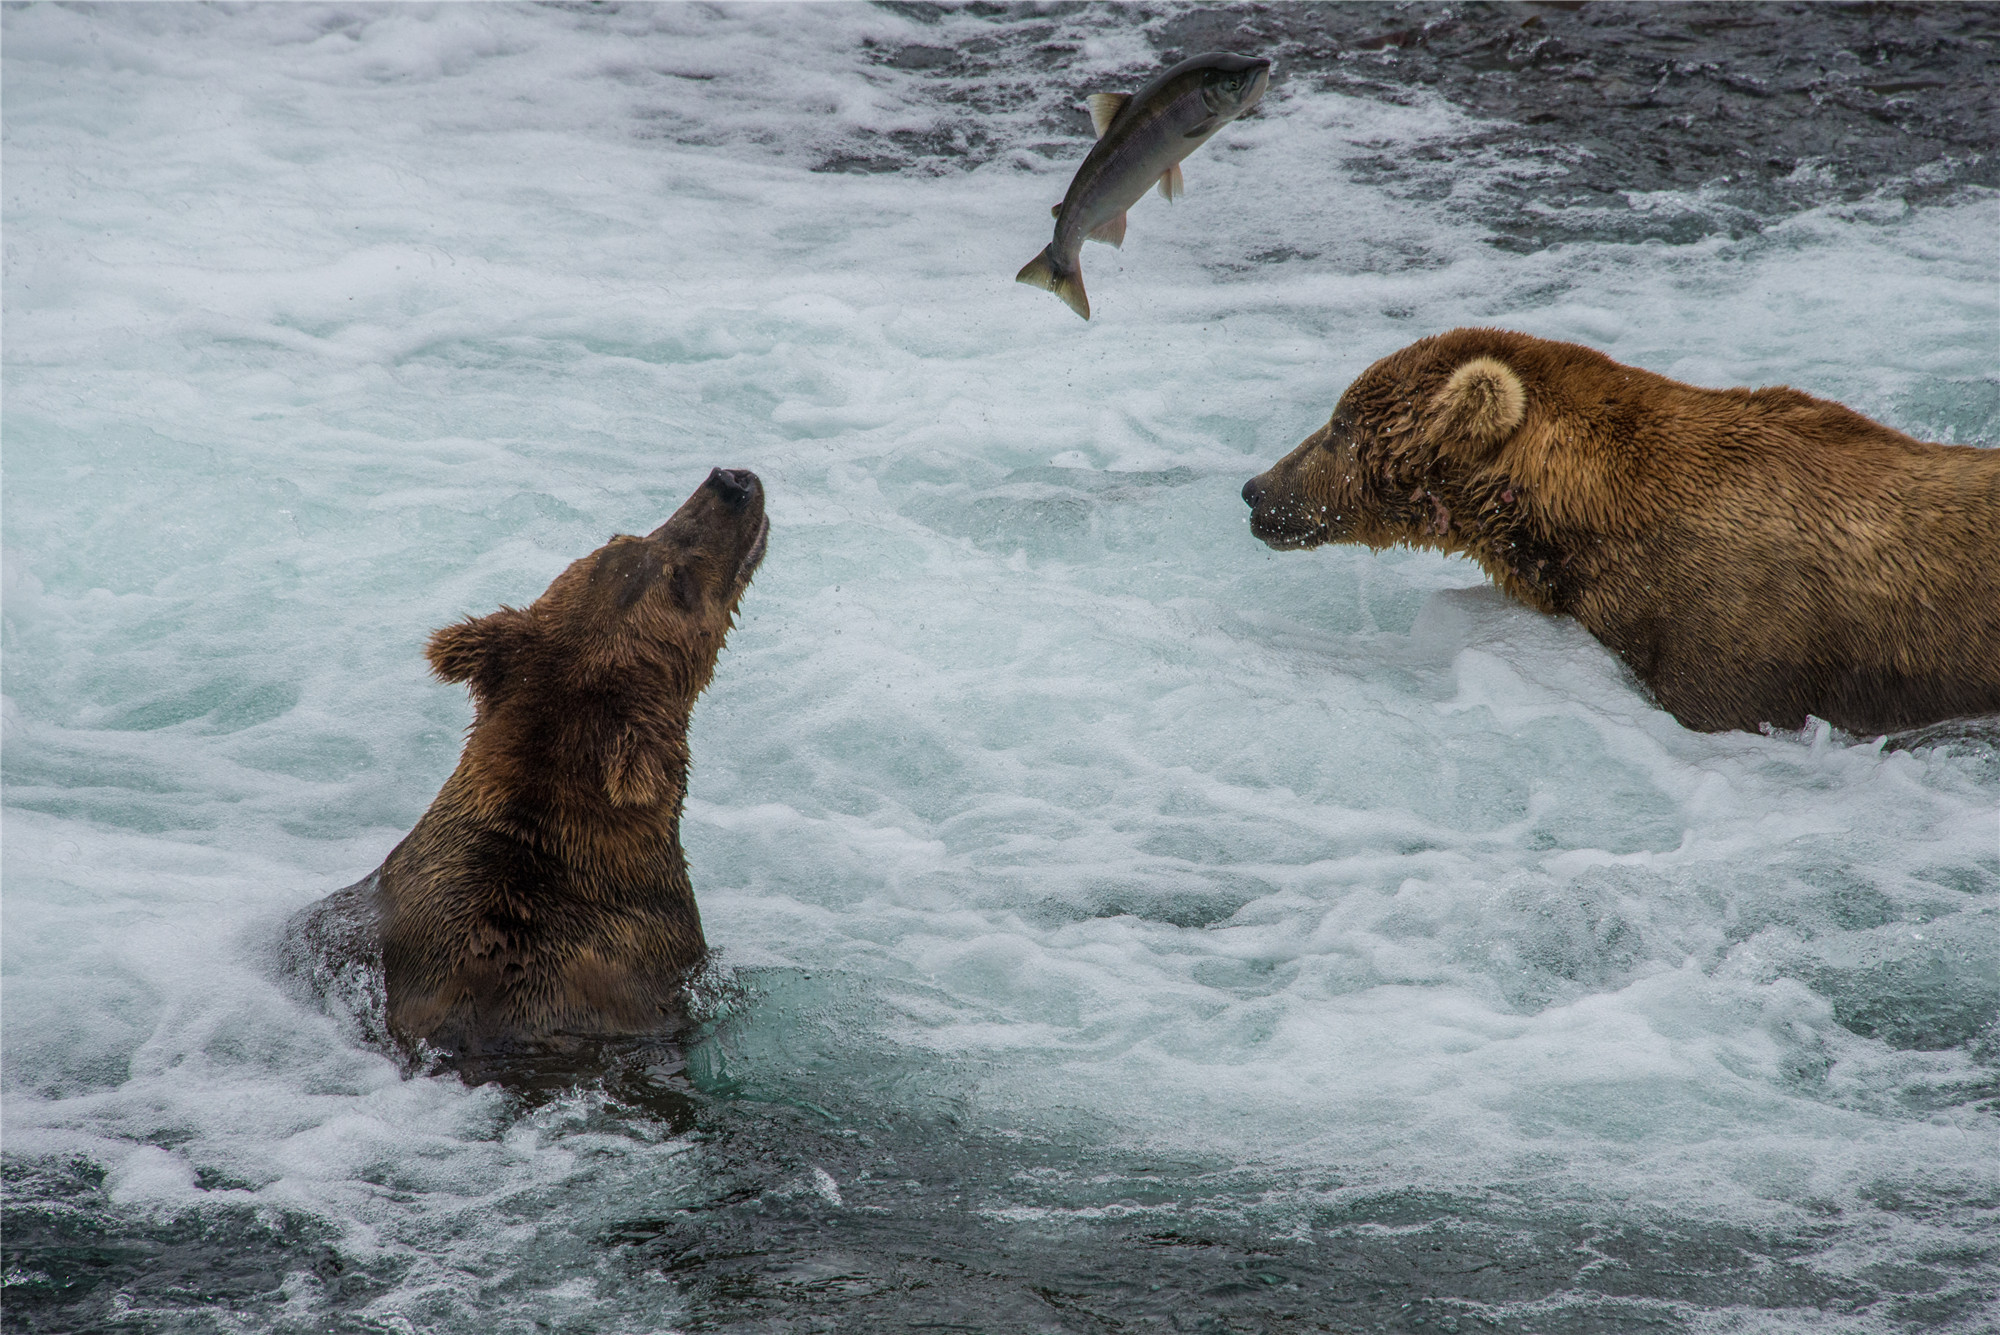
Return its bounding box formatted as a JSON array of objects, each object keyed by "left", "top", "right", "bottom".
[
  {"left": 1242, "top": 329, "right": 2000, "bottom": 735},
  {"left": 284, "top": 468, "right": 767, "bottom": 1068}
]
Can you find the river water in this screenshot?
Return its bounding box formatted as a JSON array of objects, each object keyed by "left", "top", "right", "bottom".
[{"left": 4, "top": 4, "right": 1997, "bottom": 1331}]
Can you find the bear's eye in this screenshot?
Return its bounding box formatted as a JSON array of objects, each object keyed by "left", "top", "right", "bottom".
[
  {"left": 669, "top": 563, "right": 706, "bottom": 612},
  {"left": 592, "top": 541, "right": 664, "bottom": 613}
]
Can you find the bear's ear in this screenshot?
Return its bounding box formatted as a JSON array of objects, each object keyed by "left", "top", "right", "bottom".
[
  {"left": 425, "top": 608, "right": 534, "bottom": 689},
  {"left": 1426, "top": 356, "right": 1526, "bottom": 461},
  {"left": 603, "top": 726, "right": 670, "bottom": 808}
]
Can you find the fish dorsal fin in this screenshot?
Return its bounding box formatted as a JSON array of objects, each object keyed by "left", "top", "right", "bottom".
[
  {"left": 1158, "top": 163, "right": 1184, "bottom": 202},
  {"left": 1052, "top": 203, "right": 1062, "bottom": 218},
  {"left": 1086, "top": 92, "right": 1130, "bottom": 138},
  {"left": 1087, "top": 210, "right": 1127, "bottom": 249}
]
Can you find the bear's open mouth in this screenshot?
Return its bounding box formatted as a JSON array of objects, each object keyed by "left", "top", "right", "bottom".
[
  {"left": 1247, "top": 507, "right": 1327, "bottom": 551},
  {"left": 735, "top": 514, "right": 769, "bottom": 585},
  {"left": 1251, "top": 528, "right": 1324, "bottom": 552}
]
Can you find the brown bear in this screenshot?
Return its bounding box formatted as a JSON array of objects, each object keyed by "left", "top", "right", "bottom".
[
  {"left": 1241, "top": 328, "right": 2000, "bottom": 735},
  {"left": 282, "top": 467, "right": 767, "bottom": 1068}
]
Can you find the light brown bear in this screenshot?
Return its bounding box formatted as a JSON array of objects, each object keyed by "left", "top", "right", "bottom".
[
  {"left": 283, "top": 468, "right": 767, "bottom": 1068},
  {"left": 1242, "top": 328, "right": 2000, "bottom": 735}
]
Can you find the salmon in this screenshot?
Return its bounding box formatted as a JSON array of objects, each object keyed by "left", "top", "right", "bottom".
[{"left": 1017, "top": 52, "right": 1271, "bottom": 320}]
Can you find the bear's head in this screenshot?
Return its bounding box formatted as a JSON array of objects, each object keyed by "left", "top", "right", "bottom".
[
  {"left": 1242, "top": 330, "right": 1533, "bottom": 559},
  {"left": 423, "top": 467, "right": 767, "bottom": 814}
]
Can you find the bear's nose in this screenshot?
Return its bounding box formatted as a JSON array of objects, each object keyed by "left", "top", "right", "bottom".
[
  {"left": 707, "top": 468, "right": 762, "bottom": 508},
  {"left": 1241, "top": 475, "right": 1267, "bottom": 508}
]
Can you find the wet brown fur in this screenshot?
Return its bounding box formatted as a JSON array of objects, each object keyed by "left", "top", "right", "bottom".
[
  {"left": 287, "top": 470, "right": 767, "bottom": 1062},
  {"left": 1243, "top": 328, "right": 2000, "bottom": 734}
]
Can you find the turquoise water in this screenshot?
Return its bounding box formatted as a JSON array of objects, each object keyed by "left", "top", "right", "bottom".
[{"left": 4, "top": 5, "right": 1997, "bottom": 1331}]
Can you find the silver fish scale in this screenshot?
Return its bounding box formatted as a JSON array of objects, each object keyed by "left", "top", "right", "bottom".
[{"left": 1055, "top": 81, "right": 1211, "bottom": 263}]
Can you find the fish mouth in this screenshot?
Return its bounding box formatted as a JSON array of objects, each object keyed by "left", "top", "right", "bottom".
[{"left": 1242, "top": 61, "right": 1272, "bottom": 112}]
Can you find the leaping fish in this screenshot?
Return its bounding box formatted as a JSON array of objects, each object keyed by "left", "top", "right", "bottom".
[{"left": 1016, "top": 52, "right": 1271, "bottom": 320}]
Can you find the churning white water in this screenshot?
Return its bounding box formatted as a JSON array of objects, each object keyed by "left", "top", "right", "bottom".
[{"left": 4, "top": 4, "right": 1996, "bottom": 1332}]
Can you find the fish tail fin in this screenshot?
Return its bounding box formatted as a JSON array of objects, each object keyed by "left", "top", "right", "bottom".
[{"left": 1015, "top": 246, "right": 1089, "bottom": 320}]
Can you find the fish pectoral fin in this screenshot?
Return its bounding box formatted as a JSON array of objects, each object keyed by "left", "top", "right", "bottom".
[
  {"left": 1158, "top": 164, "right": 1184, "bottom": 202},
  {"left": 1086, "top": 92, "right": 1131, "bottom": 138},
  {"left": 1183, "top": 116, "right": 1221, "bottom": 139},
  {"left": 1086, "top": 211, "right": 1127, "bottom": 248},
  {"left": 1051, "top": 203, "right": 1062, "bottom": 218}
]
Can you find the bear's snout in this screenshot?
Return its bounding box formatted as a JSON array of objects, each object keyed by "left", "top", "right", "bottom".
[
  {"left": 1242, "top": 461, "right": 1329, "bottom": 551},
  {"left": 707, "top": 467, "right": 761, "bottom": 509}
]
